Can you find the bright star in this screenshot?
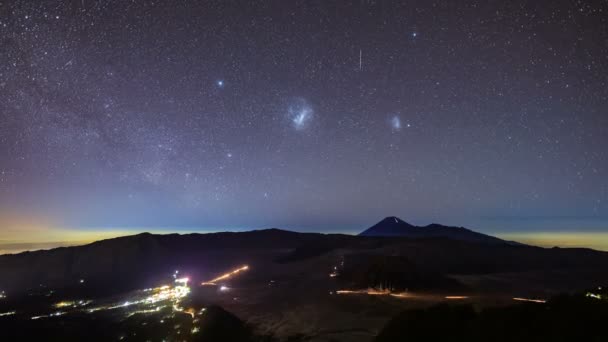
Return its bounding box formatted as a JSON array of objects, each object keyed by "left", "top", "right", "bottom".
[{"left": 217, "top": 80, "right": 224, "bottom": 87}]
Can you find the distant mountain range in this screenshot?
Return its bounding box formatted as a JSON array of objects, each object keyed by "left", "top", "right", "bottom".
[
  {"left": 359, "top": 216, "right": 517, "bottom": 245},
  {"left": 1, "top": 217, "right": 607, "bottom": 297}
]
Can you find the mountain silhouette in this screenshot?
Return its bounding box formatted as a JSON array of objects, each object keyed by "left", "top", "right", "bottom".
[
  {"left": 3, "top": 225, "right": 608, "bottom": 297},
  {"left": 359, "top": 216, "right": 512, "bottom": 245}
]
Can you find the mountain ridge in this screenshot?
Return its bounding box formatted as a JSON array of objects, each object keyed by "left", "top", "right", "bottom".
[
  {"left": 1, "top": 223, "right": 608, "bottom": 297},
  {"left": 359, "top": 216, "right": 515, "bottom": 245}
]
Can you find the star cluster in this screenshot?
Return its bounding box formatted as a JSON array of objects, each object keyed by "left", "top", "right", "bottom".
[{"left": 0, "top": 0, "right": 607, "bottom": 233}]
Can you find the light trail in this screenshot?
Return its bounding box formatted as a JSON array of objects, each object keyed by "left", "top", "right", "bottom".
[
  {"left": 336, "top": 290, "right": 367, "bottom": 294},
  {"left": 0, "top": 311, "right": 15, "bottom": 317},
  {"left": 201, "top": 265, "right": 249, "bottom": 286},
  {"left": 513, "top": 297, "right": 546, "bottom": 303},
  {"left": 367, "top": 289, "right": 391, "bottom": 295},
  {"left": 445, "top": 296, "right": 469, "bottom": 300},
  {"left": 389, "top": 292, "right": 411, "bottom": 298},
  {"left": 336, "top": 289, "right": 410, "bottom": 298},
  {"left": 126, "top": 306, "right": 165, "bottom": 317},
  {"left": 31, "top": 311, "right": 64, "bottom": 320}
]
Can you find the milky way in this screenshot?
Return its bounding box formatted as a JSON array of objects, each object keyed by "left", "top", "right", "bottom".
[{"left": 1, "top": 1, "right": 607, "bottom": 234}]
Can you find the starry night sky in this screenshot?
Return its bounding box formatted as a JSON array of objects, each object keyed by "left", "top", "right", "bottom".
[{"left": 1, "top": 1, "right": 607, "bottom": 245}]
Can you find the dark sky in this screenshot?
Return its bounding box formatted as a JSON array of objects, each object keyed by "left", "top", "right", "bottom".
[{"left": 1, "top": 0, "right": 607, "bottom": 235}]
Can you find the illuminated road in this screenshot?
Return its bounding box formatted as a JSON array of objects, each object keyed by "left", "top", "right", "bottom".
[
  {"left": 335, "top": 289, "right": 411, "bottom": 298},
  {"left": 512, "top": 297, "right": 546, "bottom": 303},
  {"left": 334, "top": 289, "right": 476, "bottom": 302},
  {"left": 201, "top": 265, "right": 249, "bottom": 286}
]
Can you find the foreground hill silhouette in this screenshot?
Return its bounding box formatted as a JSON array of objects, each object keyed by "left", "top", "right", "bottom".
[
  {"left": 0, "top": 304, "right": 264, "bottom": 341},
  {"left": 359, "top": 216, "right": 514, "bottom": 245},
  {"left": 375, "top": 295, "right": 608, "bottom": 342}
]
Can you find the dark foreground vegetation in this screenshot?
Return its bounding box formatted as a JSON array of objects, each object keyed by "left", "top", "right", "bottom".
[
  {"left": 0, "top": 305, "right": 272, "bottom": 342},
  {"left": 376, "top": 295, "right": 608, "bottom": 342}
]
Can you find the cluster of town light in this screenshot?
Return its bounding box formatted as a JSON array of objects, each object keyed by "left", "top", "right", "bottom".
[
  {"left": 5, "top": 265, "right": 254, "bottom": 324},
  {"left": 88, "top": 276, "right": 191, "bottom": 314}
]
